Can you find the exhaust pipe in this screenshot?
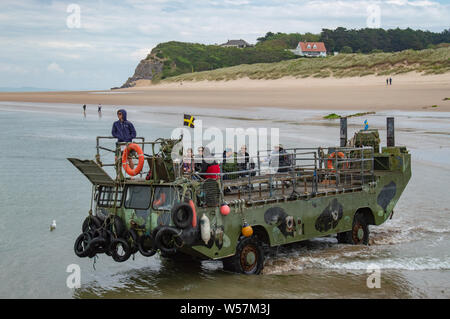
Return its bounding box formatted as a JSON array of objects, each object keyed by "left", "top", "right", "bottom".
[
  {"left": 340, "top": 117, "right": 347, "bottom": 147},
  {"left": 387, "top": 117, "right": 395, "bottom": 147}
]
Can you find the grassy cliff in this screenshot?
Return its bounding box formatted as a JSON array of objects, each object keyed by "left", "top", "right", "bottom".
[
  {"left": 148, "top": 41, "right": 296, "bottom": 80},
  {"left": 161, "top": 46, "right": 450, "bottom": 82}
]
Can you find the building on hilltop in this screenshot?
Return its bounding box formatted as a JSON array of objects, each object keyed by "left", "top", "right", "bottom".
[
  {"left": 220, "top": 39, "right": 252, "bottom": 48},
  {"left": 291, "top": 42, "right": 327, "bottom": 57}
]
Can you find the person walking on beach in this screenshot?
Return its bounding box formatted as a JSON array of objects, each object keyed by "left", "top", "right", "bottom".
[
  {"left": 112, "top": 109, "right": 137, "bottom": 170},
  {"left": 98, "top": 104, "right": 102, "bottom": 117},
  {"left": 389, "top": 77, "right": 392, "bottom": 85},
  {"left": 386, "top": 78, "right": 389, "bottom": 86},
  {"left": 82, "top": 104, "right": 86, "bottom": 117}
]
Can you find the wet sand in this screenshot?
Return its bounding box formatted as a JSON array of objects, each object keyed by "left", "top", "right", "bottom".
[{"left": 0, "top": 73, "right": 449, "bottom": 112}]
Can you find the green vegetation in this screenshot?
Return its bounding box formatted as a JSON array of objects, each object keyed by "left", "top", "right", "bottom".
[
  {"left": 321, "top": 27, "right": 450, "bottom": 53},
  {"left": 147, "top": 28, "right": 450, "bottom": 81},
  {"left": 323, "top": 113, "right": 341, "bottom": 119},
  {"left": 256, "top": 31, "right": 320, "bottom": 47},
  {"left": 257, "top": 28, "right": 450, "bottom": 53},
  {"left": 431, "top": 105, "right": 439, "bottom": 108},
  {"left": 162, "top": 47, "right": 450, "bottom": 82},
  {"left": 323, "top": 112, "right": 376, "bottom": 120},
  {"left": 340, "top": 46, "right": 353, "bottom": 54},
  {"left": 444, "top": 98, "right": 450, "bottom": 101},
  {"left": 149, "top": 41, "right": 296, "bottom": 80}
]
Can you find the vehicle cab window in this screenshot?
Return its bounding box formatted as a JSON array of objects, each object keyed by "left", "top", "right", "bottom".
[
  {"left": 152, "top": 186, "right": 179, "bottom": 211},
  {"left": 124, "top": 185, "right": 151, "bottom": 210},
  {"left": 97, "top": 186, "right": 123, "bottom": 208}
]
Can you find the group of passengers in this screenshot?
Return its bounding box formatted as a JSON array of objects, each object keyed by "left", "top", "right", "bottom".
[
  {"left": 109, "top": 108, "right": 293, "bottom": 180},
  {"left": 181, "top": 144, "right": 292, "bottom": 180}
]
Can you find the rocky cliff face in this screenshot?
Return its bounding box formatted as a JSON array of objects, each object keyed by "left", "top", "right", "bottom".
[{"left": 121, "top": 55, "right": 164, "bottom": 88}]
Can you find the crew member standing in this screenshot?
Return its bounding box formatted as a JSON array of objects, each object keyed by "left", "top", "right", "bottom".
[{"left": 112, "top": 109, "right": 137, "bottom": 170}]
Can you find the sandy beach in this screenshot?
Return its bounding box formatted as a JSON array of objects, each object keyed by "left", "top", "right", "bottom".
[{"left": 0, "top": 73, "right": 449, "bottom": 111}]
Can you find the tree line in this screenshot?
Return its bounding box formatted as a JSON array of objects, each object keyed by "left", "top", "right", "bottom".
[
  {"left": 258, "top": 28, "right": 450, "bottom": 53},
  {"left": 148, "top": 27, "right": 449, "bottom": 80}
]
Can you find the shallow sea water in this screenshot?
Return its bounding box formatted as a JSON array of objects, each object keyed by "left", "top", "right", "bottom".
[{"left": 0, "top": 102, "right": 449, "bottom": 298}]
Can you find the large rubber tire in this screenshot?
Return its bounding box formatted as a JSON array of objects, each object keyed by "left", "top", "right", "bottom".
[
  {"left": 171, "top": 202, "right": 193, "bottom": 229},
  {"left": 110, "top": 238, "right": 132, "bottom": 262},
  {"left": 337, "top": 214, "right": 370, "bottom": 245},
  {"left": 138, "top": 234, "right": 157, "bottom": 257},
  {"left": 351, "top": 213, "right": 370, "bottom": 245},
  {"left": 74, "top": 232, "right": 92, "bottom": 258},
  {"left": 87, "top": 236, "right": 108, "bottom": 255},
  {"left": 82, "top": 216, "right": 102, "bottom": 233},
  {"left": 222, "top": 236, "right": 265, "bottom": 275},
  {"left": 154, "top": 226, "right": 184, "bottom": 255}
]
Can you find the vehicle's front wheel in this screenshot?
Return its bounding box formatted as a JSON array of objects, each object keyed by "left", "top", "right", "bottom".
[{"left": 222, "top": 236, "right": 265, "bottom": 274}]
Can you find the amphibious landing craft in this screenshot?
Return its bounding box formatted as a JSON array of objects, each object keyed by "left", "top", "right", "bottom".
[{"left": 69, "top": 117, "right": 410, "bottom": 274}]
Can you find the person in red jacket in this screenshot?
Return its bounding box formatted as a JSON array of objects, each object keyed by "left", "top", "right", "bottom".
[{"left": 199, "top": 147, "right": 220, "bottom": 180}]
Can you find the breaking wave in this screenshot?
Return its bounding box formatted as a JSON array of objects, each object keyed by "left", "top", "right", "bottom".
[
  {"left": 369, "top": 224, "right": 450, "bottom": 245},
  {"left": 264, "top": 253, "right": 450, "bottom": 275}
]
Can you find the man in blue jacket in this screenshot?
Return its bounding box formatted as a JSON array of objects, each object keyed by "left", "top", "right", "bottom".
[{"left": 112, "top": 109, "right": 137, "bottom": 170}]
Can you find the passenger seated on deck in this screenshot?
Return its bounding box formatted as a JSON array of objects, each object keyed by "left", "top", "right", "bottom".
[
  {"left": 194, "top": 146, "right": 204, "bottom": 173},
  {"left": 182, "top": 148, "right": 194, "bottom": 173},
  {"left": 200, "top": 147, "right": 220, "bottom": 180},
  {"left": 222, "top": 147, "right": 239, "bottom": 180},
  {"left": 270, "top": 144, "right": 292, "bottom": 173},
  {"left": 237, "top": 145, "right": 256, "bottom": 177}
]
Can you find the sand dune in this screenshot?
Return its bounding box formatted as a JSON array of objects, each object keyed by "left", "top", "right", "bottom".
[{"left": 0, "top": 73, "right": 449, "bottom": 111}]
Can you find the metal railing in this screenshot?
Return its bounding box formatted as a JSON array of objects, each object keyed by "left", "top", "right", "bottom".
[
  {"left": 94, "top": 137, "right": 374, "bottom": 200},
  {"left": 187, "top": 146, "right": 374, "bottom": 201}
]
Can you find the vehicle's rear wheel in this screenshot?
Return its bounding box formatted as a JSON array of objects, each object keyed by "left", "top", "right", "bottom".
[
  {"left": 337, "top": 213, "right": 370, "bottom": 245},
  {"left": 222, "top": 236, "right": 264, "bottom": 275},
  {"left": 351, "top": 213, "right": 370, "bottom": 245}
]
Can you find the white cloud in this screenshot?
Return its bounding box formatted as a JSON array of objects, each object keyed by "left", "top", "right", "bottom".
[
  {"left": 130, "top": 47, "right": 153, "bottom": 61},
  {"left": 0, "top": 0, "right": 448, "bottom": 90},
  {"left": 47, "top": 63, "right": 64, "bottom": 74},
  {"left": 39, "top": 41, "right": 94, "bottom": 49}
]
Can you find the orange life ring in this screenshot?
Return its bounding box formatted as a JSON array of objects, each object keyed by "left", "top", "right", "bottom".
[
  {"left": 327, "top": 151, "right": 349, "bottom": 170},
  {"left": 122, "top": 143, "right": 144, "bottom": 176}
]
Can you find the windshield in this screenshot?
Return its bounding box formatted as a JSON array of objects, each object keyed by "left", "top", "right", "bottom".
[
  {"left": 152, "top": 186, "right": 180, "bottom": 211},
  {"left": 124, "top": 185, "right": 151, "bottom": 210}
]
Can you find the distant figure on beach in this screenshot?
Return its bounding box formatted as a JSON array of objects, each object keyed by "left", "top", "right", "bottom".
[
  {"left": 389, "top": 77, "right": 392, "bottom": 85},
  {"left": 98, "top": 104, "right": 102, "bottom": 117},
  {"left": 82, "top": 104, "right": 86, "bottom": 117},
  {"left": 112, "top": 109, "right": 137, "bottom": 170},
  {"left": 386, "top": 78, "right": 389, "bottom": 86}
]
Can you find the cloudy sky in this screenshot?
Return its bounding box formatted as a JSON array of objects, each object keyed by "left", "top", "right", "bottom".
[{"left": 0, "top": 0, "right": 448, "bottom": 90}]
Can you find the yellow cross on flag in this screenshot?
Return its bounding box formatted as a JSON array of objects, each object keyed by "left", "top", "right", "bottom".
[{"left": 184, "top": 114, "right": 195, "bottom": 128}]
